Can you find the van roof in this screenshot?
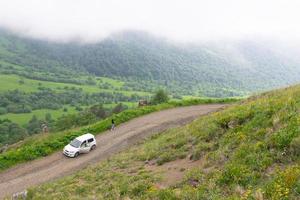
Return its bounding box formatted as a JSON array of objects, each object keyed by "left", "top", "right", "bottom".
[{"left": 76, "top": 133, "right": 94, "bottom": 142}]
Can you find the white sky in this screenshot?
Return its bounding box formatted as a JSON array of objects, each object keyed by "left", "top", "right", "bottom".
[{"left": 0, "top": 0, "right": 299, "bottom": 42}]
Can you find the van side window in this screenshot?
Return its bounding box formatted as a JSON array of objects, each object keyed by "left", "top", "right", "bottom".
[
  {"left": 88, "top": 138, "right": 94, "bottom": 143},
  {"left": 81, "top": 141, "right": 87, "bottom": 147}
]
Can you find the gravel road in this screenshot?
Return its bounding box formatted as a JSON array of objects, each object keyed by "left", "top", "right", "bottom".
[{"left": 0, "top": 104, "right": 225, "bottom": 199}]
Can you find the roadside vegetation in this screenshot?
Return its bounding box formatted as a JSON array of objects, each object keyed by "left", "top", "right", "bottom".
[
  {"left": 25, "top": 85, "right": 300, "bottom": 200},
  {"left": 0, "top": 96, "right": 237, "bottom": 172},
  {"left": 0, "top": 103, "right": 130, "bottom": 147},
  {"left": 151, "top": 89, "right": 170, "bottom": 105}
]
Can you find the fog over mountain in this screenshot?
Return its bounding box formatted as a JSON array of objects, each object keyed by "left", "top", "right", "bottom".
[
  {"left": 0, "top": 0, "right": 300, "bottom": 42},
  {"left": 0, "top": 29, "right": 300, "bottom": 97},
  {"left": 0, "top": 0, "right": 300, "bottom": 97}
]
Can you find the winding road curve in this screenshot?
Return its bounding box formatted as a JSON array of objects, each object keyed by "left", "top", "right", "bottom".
[{"left": 0, "top": 104, "right": 225, "bottom": 199}]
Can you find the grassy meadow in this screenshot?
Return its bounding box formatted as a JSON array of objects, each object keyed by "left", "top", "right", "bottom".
[
  {"left": 0, "top": 106, "right": 78, "bottom": 125},
  {"left": 0, "top": 102, "right": 138, "bottom": 126},
  {"left": 0, "top": 73, "right": 150, "bottom": 126},
  {"left": 23, "top": 85, "right": 300, "bottom": 200},
  {"left": 0, "top": 74, "right": 149, "bottom": 96}
]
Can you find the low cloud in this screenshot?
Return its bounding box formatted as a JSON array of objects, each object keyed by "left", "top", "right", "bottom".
[{"left": 0, "top": 0, "right": 299, "bottom": 42}]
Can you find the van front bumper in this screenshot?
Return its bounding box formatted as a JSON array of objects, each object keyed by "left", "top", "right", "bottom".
[{"left": 63, "top": 149, "right": 76, "bottom": 157}]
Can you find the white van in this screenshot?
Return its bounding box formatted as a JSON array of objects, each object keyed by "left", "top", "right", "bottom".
[{"left": 63, "top": 133, "right": 96, "bottom": 157}]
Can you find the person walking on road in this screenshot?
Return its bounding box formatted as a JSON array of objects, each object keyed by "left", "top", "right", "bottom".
[{"left": 111, "top": 119, "right": 115, "bottom": 131}]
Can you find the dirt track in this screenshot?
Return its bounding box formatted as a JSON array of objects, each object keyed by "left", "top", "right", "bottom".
[{"left": 0, "top": 104, "right": 225, "bottom": 199}]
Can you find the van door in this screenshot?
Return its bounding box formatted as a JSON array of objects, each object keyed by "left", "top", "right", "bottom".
[
  {"left": 79, "top": 140, "right": 90, "bottom": 153},
  {"left": 88, "top": 138, "right": 94, "bottom": 145}
]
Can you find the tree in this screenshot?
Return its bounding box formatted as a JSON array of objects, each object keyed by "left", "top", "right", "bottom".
[
  {"left": 112, "top": 103, "right": 126, "bottom": 114},
  {"left": 0, "top": 119, "right": 27, "bottom": 145},
  {"left": 45, "top": 113, "right": 53, "bottom": 122},
  {"left": 27, "top": 115, "right": 41, "bottom": 134},
  {"left": 75, "top": 106, "right": 83, "bottom": 111},
  {"left": 151, "top": 89, "right": 169, "bottom": 105},
  {"left": 86, "top": 76, "right": 96, "bottom": 85},
  {"left": 90, "top": 104, "right": 106, "bottom": 119},
  {"left": 18, "top": 79, "right": 25, "bottom": 85},
  {"left": 55, "top": 114, "right": 76, "bottom": 131},
  {"left": 0, "top": 107, "right": 7, "bottom": 115}
]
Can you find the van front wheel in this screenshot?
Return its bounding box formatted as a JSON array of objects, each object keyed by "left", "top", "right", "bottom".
[
  {"left": 74, "top": 152, "right": 79, "bottom": 157},
  {"left": 91, "top": 145, "right": 96, "bottom": 151}
]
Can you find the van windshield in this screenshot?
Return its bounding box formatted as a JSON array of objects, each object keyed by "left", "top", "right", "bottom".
[{"left": 70, "top": 139, "right": 81, "bottom": 148}]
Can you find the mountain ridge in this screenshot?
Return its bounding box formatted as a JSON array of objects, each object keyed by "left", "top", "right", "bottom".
[{"left": 1, "top": 29, "right": 300, "bottom": 97}]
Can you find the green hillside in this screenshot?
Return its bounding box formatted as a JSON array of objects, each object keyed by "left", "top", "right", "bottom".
[
  {"left": 0, "top": 102, "right": 136, "bottom": 126},
  {"left": 1, "top": 29, "right": 300, "bottom": 97},
  {"left": 27, "top": 85, "right": 300, "bottom": 199},
  {"left": 0, "top": 106, "right": 79, "bottom": 125},
  {"left": 0, "top": 74, "right": 150, "bottom": 96},
  {"left": 0, "top": 72, "right": 152, "bottom": 145}
]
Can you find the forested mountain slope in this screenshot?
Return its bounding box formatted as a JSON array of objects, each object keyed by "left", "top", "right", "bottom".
[{"left": 1, "top": 29, "right": 300, "bottom": 97}]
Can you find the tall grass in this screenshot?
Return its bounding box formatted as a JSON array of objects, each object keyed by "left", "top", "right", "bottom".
[{"left": 26, "top": 85, "right": 300, "bottom": 200}]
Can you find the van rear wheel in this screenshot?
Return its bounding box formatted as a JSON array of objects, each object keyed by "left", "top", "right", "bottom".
[{"left": 91, "top": 145, "right": 96, "bottom": 151}]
